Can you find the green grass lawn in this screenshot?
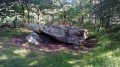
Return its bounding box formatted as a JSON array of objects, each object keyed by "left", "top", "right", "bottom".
[{"left": 0, "top": 28, "right": 120, "bottom": 67}]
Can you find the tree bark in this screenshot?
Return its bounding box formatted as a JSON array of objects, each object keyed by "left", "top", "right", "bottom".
[
  {"left": 106, "top": 16, "right": 110, "bottom": 32},
  {"left": 94, "top": 15, "right": 97, "bottom": 32},
  {"left": 13, "top": 17, "right": 17, "bottom": 28},
  {"left": 21, "top": 4, "right": 25, "bottom": 19},
  {"left": 26, "top": 5, "right": 29, "bottom": 23},
  {"left": 97, "top": 17, "right": 103, "bottom": 32}
]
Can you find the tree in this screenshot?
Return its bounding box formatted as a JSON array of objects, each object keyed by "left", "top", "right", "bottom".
[{"left": 92, "top": 0, "right": 120, "bottom": 32}]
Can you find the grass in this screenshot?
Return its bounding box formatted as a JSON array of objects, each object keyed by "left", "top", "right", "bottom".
[
  {"left": 0, "top": 28, "right": 23, "bottom": 38},
  {"left": 82, "top": 31, "right": 120, "bottom": 67},
  {"left": 0, "top": 27, "right": 120, "bottom": 67}
]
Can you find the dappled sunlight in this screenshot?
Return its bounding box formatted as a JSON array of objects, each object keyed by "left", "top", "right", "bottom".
[
  {"left": 0, "top": 30, "right": 119, "bottom": 67},
  {"left": 13, "top": 49, "right": 30, "bottom": 58},
  {"left": 22, "top": 43, "right": 30, "bottom": 48},
  {"left": 38, "top": 44, "right": 68, "bottom": 52},
  {"left": 97, "top": 48, "right": 120, "bottom": 60},
  {"left": 0, "top": 47, "right": 46, "bottom": 67},
  {"left": 1, "top": 27, "right": 96, "bottom": 53},
  {"left": 98, "top": 51, "right": 115, "bottom": 58},
  {"left": 81, "top": 48, "right": 120, "bottom": 67},
  {"left": 0, "top": 55, "right": 8, "bottom": 60},
  {"left": 72, "top": 52, "right": 78, "bottom": 56},
  {"left": 19, "top": 28, "right": 31, "bottom": 33},
  {"left": 73, "top": 65, "right": 80, "bottom": 67},
  {"left": 67, "top": 60, "right": 81, "bottom": 64},
  {"left": 0, "top": 47, "right": 29, "bottom": 59},
  {"left": 83, "top": 65, "right": 93, "bottom": 67},
  {"left": 0, "top": 46, "right": 3, "bottom": 48},
  {"left": 0, "top": 0, "right": 119, "bottom": 66},
  {"left": 29, "top": 61, "right": 38, "bottom": 66}
]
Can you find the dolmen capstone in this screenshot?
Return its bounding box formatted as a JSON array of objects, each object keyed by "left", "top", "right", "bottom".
[{"left": 26, "top": 23, "right": 88, "bottom": 45}]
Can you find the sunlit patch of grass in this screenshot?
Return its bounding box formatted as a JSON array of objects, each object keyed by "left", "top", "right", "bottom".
[
  {"left": 67, "top": 60, "right": 82, "bottom": 64},
  {"left": 0, "top": 55, "right": 8, "bottom": 60},
  {"left": 0, "top": 47, "right": 45, "bottom": 67},
  {"left": 29, "top": 61, "right": 38, "bottom": 66},
  {"left": 0, "top": 48, "right": 24, "bottom": 58},
  {"left": 0, "top": 46, "right": 3, "bottom": 48},
  {"left": 19, "top": 28, "right": 31, "bottom": 32},
  {"left": 13, "top": 49, "right": 30, "bottom": 58},
  {"left": 75, "top": 50, "right": 120, "bottom": 67},
  {"left": 64, "top": 29, "right": 120, "bottom": 67},
  {"left": 0, "top": 43, "right": 120, "bottom": 67}
]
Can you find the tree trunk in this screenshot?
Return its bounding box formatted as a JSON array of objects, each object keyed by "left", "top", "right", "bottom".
[
  {"left": 81, "top": 15, "right": 84, "bottom": 25},
  {"left": 37, "top": 9, "right": 41, "bottom": 20},
  {"left": 13, "top": 17, "right": 17, "bottom": 28},
  {"left": 94, "top": 15, "right": 97, "bottom": 32},
  {"left": 26, "top": 5, "right": 29, "bottom": 23},
  {"left": 37, "top": 14, "right": 40, "bottom": 20},
  {"left": 89, "top": 0, "right": 92, "bottom": 23},
  {"left": 106, "top": 16, "right": 110, "bottom": 32},
  {"left": 97, "top": 17, "right": 103, "bottom": 32},
  {"left": 21, "top": 4, "right": 25, "bottom": 19}
]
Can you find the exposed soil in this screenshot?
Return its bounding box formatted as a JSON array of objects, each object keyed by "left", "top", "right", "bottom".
[{"left": 8, "top": 32, "right": 97, "bottom": 52}]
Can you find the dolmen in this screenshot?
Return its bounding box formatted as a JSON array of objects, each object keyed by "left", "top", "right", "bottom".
[{"left": 26, "top": 23, "right": 88, "bottom": 45}]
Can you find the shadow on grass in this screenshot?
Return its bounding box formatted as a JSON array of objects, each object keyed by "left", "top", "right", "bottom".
[
  {"left": 0, "top": 43, "right": 119, "bottom": 67},
  {"left": 0, "top": 28, "right": 120, "bottom": 67},
  {"left": 0, "top": 47, "right": 86, "bottom": 67},
  {"left": 79, "top": 31, "right": 120, "bottom": 67},
  {"left": 0, "top": 28, "right": 90, "bottom": 67}
]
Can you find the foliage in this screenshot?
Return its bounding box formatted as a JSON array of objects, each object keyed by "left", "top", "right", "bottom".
[
  {"left": 92, "top": 0, "right": 120, "bottom": 31},
  {"left": 0, "top": 0, "right": 120, "bottom": 66}
]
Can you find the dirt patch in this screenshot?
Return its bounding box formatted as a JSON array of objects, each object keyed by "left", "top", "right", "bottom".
[
  {"left": 0, "top": 32, "right": 96, "bottom": 52},
  {"left": 5, "top": 32, "right": 97, "bottom": 52}
]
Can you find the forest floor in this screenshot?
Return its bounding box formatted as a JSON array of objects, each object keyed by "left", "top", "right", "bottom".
[
  {"left": 0, "top": 28, "right": 120, "bottom": 67},
  {"left": 0, "top": 28, "right": 96, "bottom": 52}
]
